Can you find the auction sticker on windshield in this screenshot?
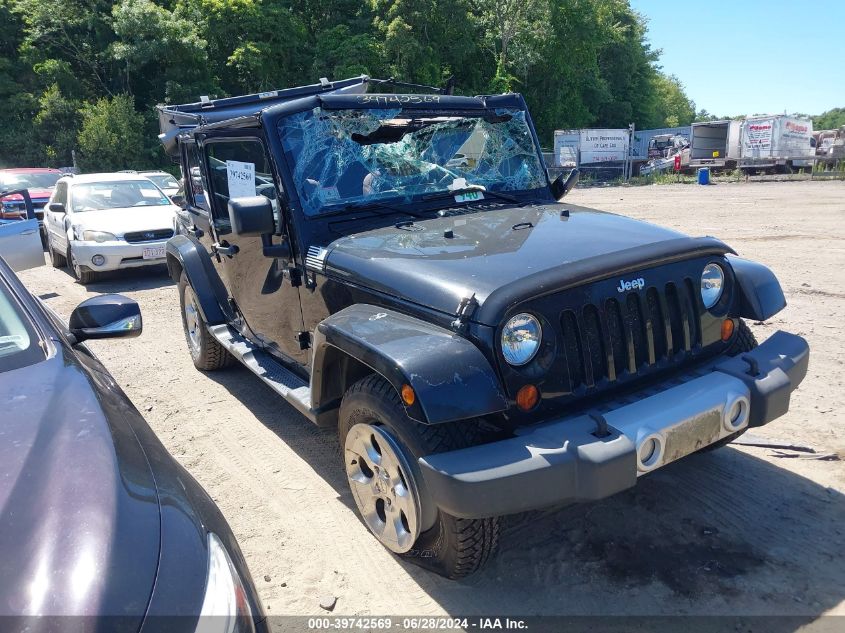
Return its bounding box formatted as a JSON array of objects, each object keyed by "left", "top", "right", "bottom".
[
  {"left": 142, "top": 246, "right": 166, "bottom": 260},
  {"left": 454, "top": 190, "right": 484, "bottom": 203}
]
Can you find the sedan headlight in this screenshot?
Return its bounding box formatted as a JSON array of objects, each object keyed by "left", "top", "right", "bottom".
[
  {"left": 701, "top": 263, "right": 725, "bottom": 309},
  {"left": 82, "top": 230, "right": 117, "bottom": 243},
  {"left": 501, "top": 313, "right": 542, "bottom": 366},
  {"left": 198, "top": 532, "right": 255, "bottom": 633}
]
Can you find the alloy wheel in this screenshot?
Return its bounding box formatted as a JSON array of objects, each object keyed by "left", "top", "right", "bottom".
[{"left": 344, "top": 423, "right": 422, "bottom": 553}]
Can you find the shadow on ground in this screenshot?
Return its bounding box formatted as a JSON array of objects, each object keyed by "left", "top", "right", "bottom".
[
  {"left": 205, "top": 366, "right": 844, "bottom": 621},
  {"left": 59, "top": 263, "right": 173, "bottom": 293}
]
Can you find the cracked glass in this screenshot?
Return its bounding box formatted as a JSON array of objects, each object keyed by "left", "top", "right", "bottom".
[{"left": 277, "top": 106, "right": 546, "bottom": 216}]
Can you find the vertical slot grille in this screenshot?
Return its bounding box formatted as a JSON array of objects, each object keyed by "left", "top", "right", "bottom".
[{"left": 559, "top": 280, "right": 701, "bottom": 392}]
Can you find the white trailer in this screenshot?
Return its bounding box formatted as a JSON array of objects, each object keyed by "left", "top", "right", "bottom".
[
  {"left": 689, "top": 120, "right": 742, "bottom": 170},
  {"left": 739, "top": 115, "right": 814, "bottom": 172}
]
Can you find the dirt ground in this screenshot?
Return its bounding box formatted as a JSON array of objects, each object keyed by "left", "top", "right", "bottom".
[{"left": 18, "top": 181, "right": 845, "bottom": 620}]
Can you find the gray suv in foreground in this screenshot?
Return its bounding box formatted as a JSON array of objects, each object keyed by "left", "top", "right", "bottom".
[
  {"left": 0, "top": 240, "right": 267, "bottom": 631},
  {"left": 159, "top": 76, "right": 809, "bottom": 579}
]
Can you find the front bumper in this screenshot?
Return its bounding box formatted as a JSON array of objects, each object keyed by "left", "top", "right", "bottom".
[
  {"left": 73, "top": 239, "right": 168, "bottom": 272},
  {"left": 419, "top": 331, "right": 809, "bottom": 519}
]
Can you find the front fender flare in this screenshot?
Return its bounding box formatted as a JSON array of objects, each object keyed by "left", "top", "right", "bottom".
[
  {"left": 312, "top": 305, "right": 508, "bottom": 425},
  {"left": 165, "top": 235, "right": 232, "bottom": 325},
  {"left": 728, "top": 255, "right": 786, "bottom": 321}
]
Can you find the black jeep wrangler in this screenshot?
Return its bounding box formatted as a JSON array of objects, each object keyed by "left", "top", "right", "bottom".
[{"left": 158, "top": 76, "right": 809, "bottom": 578}]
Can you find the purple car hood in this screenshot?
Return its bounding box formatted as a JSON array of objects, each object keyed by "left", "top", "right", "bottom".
[{"left": 0, "top": 345, "right": 160, "bottom": 622}]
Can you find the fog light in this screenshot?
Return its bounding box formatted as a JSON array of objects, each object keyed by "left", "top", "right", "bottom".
[
  {"left": 724, "top": 397, "right": 749, "bottom": 431},
  {"left": 637, "top": 435, "right": 663, "bottom": 472},
  {"left": 721, "top": 319, "right": 735, "bottom": 341},
  {"left": 91, "top": 254, "right": 105, "bottom": 266},
  {"left": 515, "top": 384, "right": 539, "bottom": 411}
]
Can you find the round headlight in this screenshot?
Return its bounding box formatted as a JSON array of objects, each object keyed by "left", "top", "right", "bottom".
[
  {"left": 701, "top": 263, "right": 725, "bottom": 309},
  {"left": 501, "top": 313, "right": 542, "bottom": 366}
]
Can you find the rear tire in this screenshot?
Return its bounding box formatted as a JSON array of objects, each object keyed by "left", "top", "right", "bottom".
[
  {"left": 703, "top": 319, "right": 759, "bottom": 451},
  {"left": 339, "top": 374, "right": 499, "bottom": 579},
  {"left": 178, "top": 272, "right": 235, "bottom": 370}
]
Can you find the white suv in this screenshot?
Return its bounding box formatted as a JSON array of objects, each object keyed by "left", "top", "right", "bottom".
[{"left": 43, "top": 173, "right": 178, "bottom": 284}]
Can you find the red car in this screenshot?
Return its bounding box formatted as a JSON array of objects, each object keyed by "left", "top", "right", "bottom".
[{"left": 0, "top": 168, "right": 64, "bottom": 240}]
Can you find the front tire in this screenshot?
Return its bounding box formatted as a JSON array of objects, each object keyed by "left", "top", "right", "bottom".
[
  {"left": 178, "top": 272, "right": 235, "bottom": 370},
  {"left": 339, "top": 374, "right": 499, "bottom": 579},
  {"left": 68, "top": 245, "right": 96, "bottom": 284}
]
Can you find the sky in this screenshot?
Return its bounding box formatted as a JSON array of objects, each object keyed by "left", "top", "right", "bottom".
[{"left": 629, "top": 0, "right": 845, "bottom": 117}]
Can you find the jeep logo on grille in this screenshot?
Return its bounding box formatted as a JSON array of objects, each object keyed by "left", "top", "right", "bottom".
[{"left": 617, "top": 277, "right": 645, "bottom": 293}]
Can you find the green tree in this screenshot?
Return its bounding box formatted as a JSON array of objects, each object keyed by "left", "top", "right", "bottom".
[
  {"left": 76, "top": 94, "right": 148, "bottom": 171},
  {"left": 111, "top": 0, "right": 212, "bottom": 103},
  {"left": 34, "top": 85, "right": 82, "bottom": 166},
  {"left": 813, "top": 107, "right": 845, "bottom": 130},
  {"left": 650, "top": 73, "right": 696, "bottom": 127}
]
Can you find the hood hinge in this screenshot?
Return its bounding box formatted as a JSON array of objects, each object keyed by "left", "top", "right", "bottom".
[{"left": 451, "top": 293, "right": 478, "bottom": 332}]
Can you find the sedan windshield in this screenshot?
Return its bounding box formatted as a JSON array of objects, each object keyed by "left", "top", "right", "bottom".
[
  {"left": 71, "top": 181, "right": 170, "bottom": 212},
  {"left": 0, "top": 172, "right": 62, "bottom": 189},
  {"left": 278, "top": 107, "right": 546, "bottom": 216}
]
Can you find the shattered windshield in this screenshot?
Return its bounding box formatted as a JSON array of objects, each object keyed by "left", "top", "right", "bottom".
[{"left": 277, "top": 107, "right": 546, "bottom": 216}]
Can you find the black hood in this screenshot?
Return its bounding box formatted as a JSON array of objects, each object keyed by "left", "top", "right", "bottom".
[
  {"left": 0, "top": 342, "right": 160, "bottom": 621},
  {"left": 324, "top": 203, "right": 733, "bottom": 325}
]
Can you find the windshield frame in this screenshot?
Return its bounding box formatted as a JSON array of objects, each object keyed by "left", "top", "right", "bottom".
[{"left": 276, "top": 104, "right": 550, "bottom": 219}]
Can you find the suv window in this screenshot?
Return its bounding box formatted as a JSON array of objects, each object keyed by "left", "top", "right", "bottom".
[
  {"left": 53, "top": 182, "right": 68, "bottom": 206},
  {"left": 204, "top": 139, "right": 281, "bottom": 228},
  {"left": 185, "top": 143, "right": 210, "bottom": 213}
]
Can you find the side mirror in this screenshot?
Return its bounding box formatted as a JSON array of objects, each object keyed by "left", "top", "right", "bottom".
[
  {"left": 170, "top": 193, "right": 186, "bottom": 208},
  {"left": 550, "top": 168, "right": 580, "bottom": 201},
  {"left": 69, "top": 294, "right": 142, "bottom": 343},
  {"left": 228, "top": 196, "right": 274, "bottom": 237},
  {"left": 48, "top": 202, "right": 65, "bottom": 214}
]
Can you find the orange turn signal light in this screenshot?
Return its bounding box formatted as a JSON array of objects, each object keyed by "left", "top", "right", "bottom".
[
  {"left": 721, "top": 319, "right": 735, "bottom": 342},
  {"left": 516, "top": 384, "right": 540, "bottom": 411},
  {"left": 401, "top": 384, "right": 416, "bottom": 406}
]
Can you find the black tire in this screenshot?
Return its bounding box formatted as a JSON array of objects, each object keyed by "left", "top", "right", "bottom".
[
  {"left": 47, "top": 237, "right": 66, "bottom": 268},
  {"left": 702, "top": 319, "right": 759, "bottom": 451},
  {"left": 177, "top": 272, "right": 235, "bottom": 370},
  {"left": 68, "top": 246, "right": 97, "bottom": 284},
  {"left": 339, "top": 374, "right": 499, "bottom": 579}
]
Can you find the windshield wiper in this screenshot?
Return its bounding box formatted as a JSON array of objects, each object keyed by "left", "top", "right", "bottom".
[
  {"left": 326, "top": 200, "right": 431, "bottom": 227},
  {"left": 422, "top": 187, "right": 521, "bottom": 205}
]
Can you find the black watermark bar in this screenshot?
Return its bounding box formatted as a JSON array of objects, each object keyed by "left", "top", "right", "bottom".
[{"left": 0, "top": 616, "right": 842, "bottom": 633}]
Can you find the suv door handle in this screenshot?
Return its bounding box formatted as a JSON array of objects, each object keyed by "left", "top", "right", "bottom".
[{"left": 213, "top": 242, "right": 239, "bottom": 257}]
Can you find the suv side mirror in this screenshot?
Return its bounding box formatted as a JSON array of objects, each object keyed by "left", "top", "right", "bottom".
[
  {"left": 170, "top": 193, "right": 186, "bottom": 208},
  {"left": 69, "top": 294, "right": 142, "bottom": 343},
  {"left": 48, "top": 202, "right": 65, "bottom": 214},
  {"left": 550, "top": 168, "right": 580, "bottom": 201},
  {"left": 228, "top": 196, "right": 274, "bottom": 236}
]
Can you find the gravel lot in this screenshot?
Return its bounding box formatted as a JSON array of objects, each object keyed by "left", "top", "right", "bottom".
[{"left": 18, "top": 181, "right": 845, "bottom": 620}]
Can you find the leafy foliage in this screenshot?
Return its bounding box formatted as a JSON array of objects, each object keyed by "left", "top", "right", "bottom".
[
  {"left": 0, "top": 0, "right": 837, "bottom": 170},
  {"left": 813, "top": 107, "right": 845, "bottom": 131}
]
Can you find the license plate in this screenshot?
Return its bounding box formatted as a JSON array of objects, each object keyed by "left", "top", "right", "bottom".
[
  {"left": 142, "top": 246, "right": 166, "bottom": 260},
  {"left": 662, "top": 410, "right": 722, "bottom": 465}
]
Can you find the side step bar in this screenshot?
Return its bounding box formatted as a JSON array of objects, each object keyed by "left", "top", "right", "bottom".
[{"left": 208, "top": 324, "right": 315, "bottom": 422}]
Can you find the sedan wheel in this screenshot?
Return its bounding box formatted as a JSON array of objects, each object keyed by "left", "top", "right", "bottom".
[{"left": 68, "top": 246, "right": 95, "bottom": 284}]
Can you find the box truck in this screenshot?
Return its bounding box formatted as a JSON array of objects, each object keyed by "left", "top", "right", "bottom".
[
  {"left": 739, "top": 115, "right": 814, "bottom": 172},
  {"left": 689, "top": 120, "right": 742, "bottom": 170}
]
